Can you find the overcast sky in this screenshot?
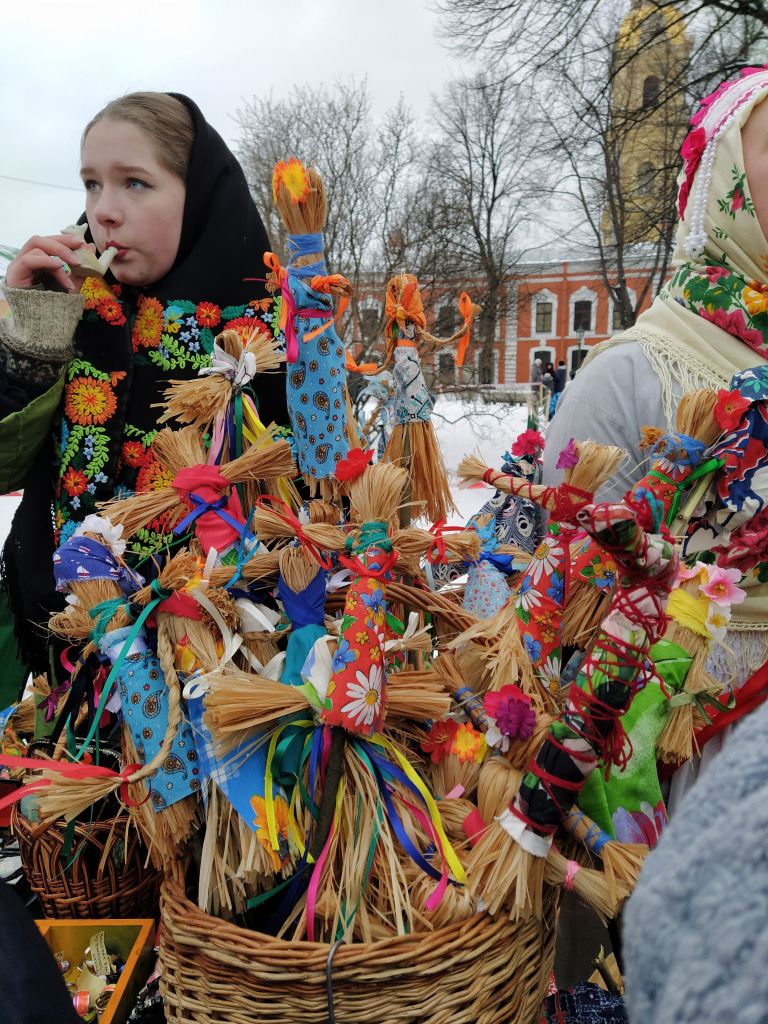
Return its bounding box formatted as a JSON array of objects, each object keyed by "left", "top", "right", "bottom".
[{"left": 1, "top": 0, "right": 457, "bottom": 249}]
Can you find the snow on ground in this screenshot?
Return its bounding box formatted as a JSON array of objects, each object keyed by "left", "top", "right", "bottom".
[
  {"left": 0, "top": 398, "right": 531, "bottom": 547},
  {"left": 430, "top": 395, "right": 530, "bottom": 525}
]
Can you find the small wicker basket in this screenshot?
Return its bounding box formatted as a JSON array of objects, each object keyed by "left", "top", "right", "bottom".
[
  {"left": 12, "top": 806, "right": 161, "bottom": 919},
  {"left": 159, "top": 876, "right": 559, "bottom": 1024}
]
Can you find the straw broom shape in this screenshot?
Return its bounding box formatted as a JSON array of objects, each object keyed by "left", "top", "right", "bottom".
[
  {"left": 655, "top": 570, "right": 724, "bottom": 764},
  {"left": 43, "top": 537, "right": 204, "bottom": 860},
  {"left": 379, "top": 274, "right": 480, "bottom": 524},
  {"left": 98, "top": 424, "right": 296, "bottom": 541},
  {"left": 465, "top": 502, "right": 677, "bottom": 920},
  {"left": 158, "top": 327, "right": 301, "bottom": 514},
  {"left": 559, "top": 806, "right": 648, "bottom": 900},
  {"left": 561, "top": 388, "right": 723, "bottom": 648},
  {"left": 454, "top": 439, "right": 624, "bottom": 701},
  {"left": 267, "top": 159, "right": 358, "bottom": 498}
]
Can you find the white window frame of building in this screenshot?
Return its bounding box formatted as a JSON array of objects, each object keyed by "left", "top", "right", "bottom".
[
  {"left": 530, "top": 346, "right": 555, "bottom": 380},
  {"left": 609, "top": 286, "right": 637, "bottom": 335},
  {"left": 532, "top": 288, "right": 557, "bottom": 338},
  {"left": 568, "top": 285, "right": 598, "bottom": 338}
]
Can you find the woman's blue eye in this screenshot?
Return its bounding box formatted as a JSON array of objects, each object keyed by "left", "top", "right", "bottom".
[
  {"left": 84, "top": 180, "right": 100, "bottom": 192},
  {"left": 128, "top": 178, "right": 149, "bottom": 190}
]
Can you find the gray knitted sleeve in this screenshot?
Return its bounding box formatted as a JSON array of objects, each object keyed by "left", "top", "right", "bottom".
[{"left": 0, "top": 283, "right": 85, "bottom": 386}]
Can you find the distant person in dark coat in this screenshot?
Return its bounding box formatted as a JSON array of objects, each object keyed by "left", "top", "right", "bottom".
[{"left": 554, "top": 360, "right": 567, "bottom": 393}]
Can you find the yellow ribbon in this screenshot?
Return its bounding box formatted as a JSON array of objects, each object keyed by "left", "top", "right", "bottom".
[
  {"left": 240, "top": 399, "right": 295, "bottom": 507},
  {"left": 366, "top": 734, "right": 467, "bottom": 884},
  {"left": 265, "top": 718, "right": 315, "bottom": 857}
]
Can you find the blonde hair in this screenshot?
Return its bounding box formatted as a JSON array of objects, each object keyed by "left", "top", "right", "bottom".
[{"left": 82, "top": 92, "right": 195, "bottom": 182}]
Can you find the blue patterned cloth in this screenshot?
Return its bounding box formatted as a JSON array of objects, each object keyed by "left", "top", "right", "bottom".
[
  {"left": 100, "top": 626, "right": 199, "bottom": 811},
  {"left": 545, "top": 983, "right": 627, "bottom": 1023},
  {"left": 53, "top": 536, "right": 142, "bottom": 595},
  {"left": 285, "top": 238, "right": 349, "bottom": 479},
  {"left": 392, "top": 330, "right": 434, "bottom": 424}
]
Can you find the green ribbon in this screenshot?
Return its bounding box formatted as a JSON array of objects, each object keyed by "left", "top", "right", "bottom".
[
  {"left": 346, "top": 521, "right": 391, "bottom": 555},
  {"left": 668, "top": 685, "right": 736, "bottom": 727},
  {"left": 657, "top": 455, "right": 726, "bottom": 527},
  {"left": 72, "top": 580, "right": 173, "bottom": 763},
  {"left": 89, "top": 598, "right": 134, "bottom": 647}
]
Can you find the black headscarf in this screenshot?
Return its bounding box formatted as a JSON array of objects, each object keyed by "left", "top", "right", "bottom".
[{"left": 2, "top": 93, "right": 287, "bottom": 678}]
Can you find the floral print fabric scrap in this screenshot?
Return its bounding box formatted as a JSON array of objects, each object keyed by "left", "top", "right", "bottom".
[
  {"left": 514, "top": 523, "right": 570, "bottom": 693},
  {"left": 322, "top": 572, "right": 388, "bottom": 736}
]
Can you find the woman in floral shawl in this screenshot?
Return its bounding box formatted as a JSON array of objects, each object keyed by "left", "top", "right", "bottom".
[{"left": 0, "top": 92, "right": 288, "bottom": 700}]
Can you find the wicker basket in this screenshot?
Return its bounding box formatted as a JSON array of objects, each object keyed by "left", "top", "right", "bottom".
[
  {"left": 159, "top": 877, "right": 559, "bottom": 1024},
  {"left": 11, "top": 806, "right": 161, "bottom": 919}
]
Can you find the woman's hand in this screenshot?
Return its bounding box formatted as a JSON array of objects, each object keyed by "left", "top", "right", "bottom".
[{"left": 5, "top": 234, "right": 86, "bottom": 293}]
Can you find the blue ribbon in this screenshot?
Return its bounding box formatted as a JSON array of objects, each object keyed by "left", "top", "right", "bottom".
[
  {"left": 649, "top": 432, "right": 706, "bottom": 474},
  {"left": 287, "top": 233, "right": 327, "bottom": 278},
  {"left": 173, "top": 492, "right": 255, "bottom": 543}
]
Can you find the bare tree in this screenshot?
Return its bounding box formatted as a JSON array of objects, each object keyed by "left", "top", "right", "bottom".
[
  {"left": 531, "top": 5, "right": 767, "bottom": 331},
  {"left": 429, "top": 73, "right": 542, "bottom": 382},
  {"left": 434, "top": 0, "right": 768, "bottom": 73}
]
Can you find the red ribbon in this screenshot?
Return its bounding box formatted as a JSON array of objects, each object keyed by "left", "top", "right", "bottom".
[
  {"left": 0, "top": 755, "right": 151, "bottom": 812},
  {"left": 255, "top": 495, "right": 334, "bottom": 570},
  {"left": 426, "top": 520, "right": 465, "bottom": 564}
]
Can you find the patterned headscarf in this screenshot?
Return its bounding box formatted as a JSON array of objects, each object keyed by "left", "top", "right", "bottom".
[{"left": 664, "top": 67, "right": 768, "bottom": 360}]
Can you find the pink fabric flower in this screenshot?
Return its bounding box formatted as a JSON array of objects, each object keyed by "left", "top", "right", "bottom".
[
  {"left": 732, "top": 186, "right": 745, "bottom": 212},
  {"left": 510, "top": 429, "right": 544, "bottom": 458},
  {"left": 681, "top": 126, "right": 707, "bottom": 163},
  {"left": 701, "top": 565, "right": 746, "bottom": 606},
  {"left": 556, "top": 438, "right": 578, "bottom": 470},
  {"left": 704, "top": 266, "right": 730, "bottom": 283},
  {"left": 495, "top": 699, "right": 536, "bottom": 740},
  {"left": 698, "top": 307, "right": 765, "bottom": 351},
  {"left": 483, "top": 683, "right": 531, "bottom": 720}
]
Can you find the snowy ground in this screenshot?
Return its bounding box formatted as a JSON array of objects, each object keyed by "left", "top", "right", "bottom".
[
  {"left": 0, "top": 398, "right": 532, "bottom": 545},
  {"left": 420, "top": 395, "right": 530, "bottom": 525}
]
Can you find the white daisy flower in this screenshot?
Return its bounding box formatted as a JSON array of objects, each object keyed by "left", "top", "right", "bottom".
[
  {"left": 527, "top": 537, "right": 563, "bottom": 586},
  {"left": 341, "top": 664, "right": 383, "bottom": 728}
]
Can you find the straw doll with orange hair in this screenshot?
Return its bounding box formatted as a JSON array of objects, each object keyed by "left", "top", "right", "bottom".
[{"left": 380, "top": 274, "right": 480, "bottom": 523}]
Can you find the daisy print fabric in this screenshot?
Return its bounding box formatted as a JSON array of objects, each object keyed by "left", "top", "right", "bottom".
[
  {"left": 514, "top": 523, "right": 570, "bottom": 693},
  {"left": 322, "top": 565, "right": 389, "bottom": 736}
]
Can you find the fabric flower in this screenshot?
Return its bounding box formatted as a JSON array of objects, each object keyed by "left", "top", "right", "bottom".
[
  {"left": 335, "top": 448, "right": 374, "bottom": 481},
  {"left": 612, "top": 800, "right": 666, "bottom": 848},
  {"left": 527, "top": 536, "right": 563, "bottom": 586},
  {"left": 699, "top": 307, "right": 764, "bottom": 351},
  {"left": 511, "top": 429, "right": 544, "bottom": 458},
  {"left": 251, "top": 793, "right": 291, "bottom": 870},
  {"left": 700, "top": 565, "right": 746, "bottom": 606},
  {"left": 681, "top": 126, "right": 707, "bottom": 164},
  {"left": 121, "top": 440, "right": 146, "bottom": 467},
  {"left": 340, "top": 664, "right": 383, "bottom": 728},
  {"left": 361, "top": 587, "right": 386, "bottom": 629},
  {"left": 96, "top": 295, "right": 126, "bottom": 325},
  {"left": 713, "top": 388, "right": 751, "bottom": 432},
  {"left": 451, "top": 722, "right": 486, "bottom": 763},
  {"left": 523, "top": 632, "right": 543, "bottom": 664},
  {"left": 555, "top": 438, "right": 578, "bottom": 470},
  {"left": 331, "top": 636, "right": 358, "bottom": 674},
  {"left": 420, "top": 718, "right": 458, "bottom": 764},
  {"left": 483, "top": 683, "right": 531, "bottom": 719},
  {"left": 593, "top": 560, "right": 616, "bottom": 589},
  {"left": 704, "top": 265, "right": 730, "bottom": 284},
  {"left": 515, "top": 574, "right": 541, "bottom": 613},
  {"left": 62, "top": 468, "right": 88, "bottom": 497},
  {"left": 131, "top": 296, "right": 164, "bottom": 350},
  {"left": 743, "top": 286, "right": 768, "bottom": 316},
  {"left": 196, "top": 302, "right": 221, "bottom": 328},
  {"left": 163, "top": 306, "right": 185, "bottom": 334},
  {"left": 65, "top": 376, "right": 117, "bottom": 426},
  {"left": 705, "top": 606, "right": 730, "bottom": 643},
  {"left": 545, "top": 572, "right": 565, "bottom": 606},
  {"left": 495, "top": 697, "right": 536, "bottom": 740}
]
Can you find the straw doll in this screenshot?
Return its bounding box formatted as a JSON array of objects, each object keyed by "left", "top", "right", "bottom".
[
  {"left": 158, "top": 326, "right": 299, "bottom": 511},
  {"left": 380, "top": 275, "right": 480, "bottom": 524},
  {"left": 265, "top": 158, "right": 356, "bottom": 496},
  {"left": 466, "top": 501, "right": 678, "bottom": 920}
]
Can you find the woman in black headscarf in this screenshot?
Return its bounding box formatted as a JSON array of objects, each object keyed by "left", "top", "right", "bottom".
[{"left": 0, "top": 92, "right": 287, "bottom": 702}]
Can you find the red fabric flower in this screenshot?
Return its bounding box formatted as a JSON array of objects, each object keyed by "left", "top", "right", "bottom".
[
  {"left": 732, "top": 186, "right": 745, "bottom": 212},
  {"left": 420, "top": 719, "right": 458, "bottom": 764},
  {"left": 335, "top": 448, "right": 374, "bottom": 481},
  {"left": 196, "top": 302, "right": 221, "bottom": 328},
  {"left": 511, "top": 429, "right": 544, "bottom": 458},
  {"left": 681, "top": 126, "right": 707, "bottom": 163},
  {"left": 704, "top": 266, "right": 730, "bottom": 283},
  {"left": 62, "top": 468, "right": 88, "bottom": 497},
  {"left": 96, "top": 296, "right": 126, "bottom": 325},
  {"left": 483, "top": 684, "right": 531, "bottom": 719},
  {"left": 714, "top": 388, "right": 751, "bottom": 432}
]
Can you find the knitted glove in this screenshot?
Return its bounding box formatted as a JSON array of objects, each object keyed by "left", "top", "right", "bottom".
[{"left": 0, "top": 282, "right": 85, "bottom": 386}]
